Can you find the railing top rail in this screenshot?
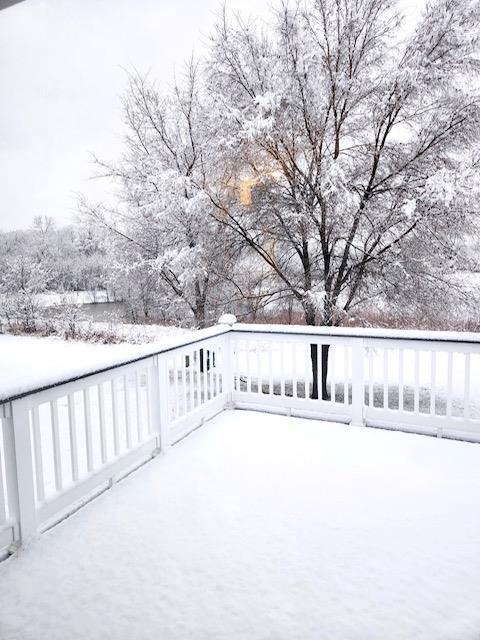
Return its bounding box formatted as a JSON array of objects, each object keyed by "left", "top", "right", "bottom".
[
  {"left": 232, "top": 323, "right": 480, "bottom": 345},
  {"left": 0, "top": 325, "right": 230, "bottom": 406}
]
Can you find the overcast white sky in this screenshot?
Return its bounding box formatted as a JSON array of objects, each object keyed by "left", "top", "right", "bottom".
[{"left": 0, "top": 0, "right": 424, "bottom": 231}]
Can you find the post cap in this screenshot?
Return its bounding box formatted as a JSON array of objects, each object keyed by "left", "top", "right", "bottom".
[{"left": 218, "top": 313, "right": 237, "bottom": 326}]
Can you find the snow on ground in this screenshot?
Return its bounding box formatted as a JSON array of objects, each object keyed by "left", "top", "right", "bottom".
[
  {"left": 37, "top": 290, "right": 112, "bottom": 306},
  {"left": 88, "top": 321, "right": 192, "bottom": 343},
  {"left": 1, "top": 410, "right": 480, "bottom": 640},
  {"left": 0, "top": 328, "right": 191, "bottom": 402}
]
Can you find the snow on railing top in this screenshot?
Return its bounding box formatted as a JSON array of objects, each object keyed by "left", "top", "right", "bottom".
[
  {"left": 231, "top": 323, "right": 480, "bottom": 344},
  {"left": 0, "top": 325, "right": 230, "bottom": 405},
  {"left": 2, "top": 318, "right": 480, "bottom": 406}
]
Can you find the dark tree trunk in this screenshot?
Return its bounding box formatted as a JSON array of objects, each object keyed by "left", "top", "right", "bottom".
[
  {"left": 310, "top": 343, "right": 330, "bottom": 400},
  {"left": 193, "top": 277, "right": 208, "bottom": 329},
  {"left": 305, "top": 303, "right": 330, "bottom": 401},
  {"left": 199, "top": 348, "right": 213, "bottom": 373},
  {"left": 193, "top": 303, "right": 206, "bottom": 329},
  {"left": 321, "top": 343, "right": 330, "bottom": 400}
]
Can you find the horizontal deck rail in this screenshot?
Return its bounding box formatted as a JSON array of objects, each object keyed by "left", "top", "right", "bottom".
[{"left": 1, "top": 318, "right": 480, "bottom": 558}]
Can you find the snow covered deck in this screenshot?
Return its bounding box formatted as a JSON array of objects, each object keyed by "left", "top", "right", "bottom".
[{"left": 1, "top": 410, "right": 480, "bottom": 640}]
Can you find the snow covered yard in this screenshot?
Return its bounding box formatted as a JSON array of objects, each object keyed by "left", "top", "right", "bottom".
[{"left": 1, "top": 410, "right": 480, "bottom": 640}]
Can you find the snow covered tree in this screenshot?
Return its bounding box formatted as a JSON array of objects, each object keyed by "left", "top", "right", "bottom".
[
  {"left": 85, "top": 64, "right": 239, "bottom": 328},
  {"left": 0, "top": 229, "right": 50, "bottom": 331},
  {"left": 206, "top": 0, "right": 480, "bottom": 397}
]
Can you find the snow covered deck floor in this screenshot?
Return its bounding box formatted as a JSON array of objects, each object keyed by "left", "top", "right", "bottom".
[{"left": 1, "top": 411, "right": 480, "bottom": 640}]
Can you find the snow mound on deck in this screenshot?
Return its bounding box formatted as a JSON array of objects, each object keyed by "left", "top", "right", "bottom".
[{"left": 0, "top": 330, "right": 189, "bottom": 402}]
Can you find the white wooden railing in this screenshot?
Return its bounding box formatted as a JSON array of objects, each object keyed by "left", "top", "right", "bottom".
[{"left": 2, "top": 318, "right": 480, "bottom": 558}]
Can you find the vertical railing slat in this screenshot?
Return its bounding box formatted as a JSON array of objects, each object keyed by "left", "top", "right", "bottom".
[
  {"left": 383, "top": 349, "right": 388, "bottom": 410},
  {"left": 430, "top": 351, "right": 436, "bottom": 416},
  {"left": 124, "top": 375, "right": 132, "bottom": 450},
  {"left": 464, "top": 352, "right": 471, "bottom": 421},
  {"left": 111, "top": 379, "right": 120, "bottom": 455},
  {"left": 414, "top": 350, "right": 420, "bottom": 415},
  {"left": 268, "top": 345, "right": 274, "bottom": 396},
  {"left": 217, "top": 344, "right": 222, "bottom": 400},
  {"left": 256, "top": 342, "right": 262, "bottom": 395},
  {"left": 182, "top": 354, "right": 188, "bottom": 414},
  {"left": 304, "top": 342, "right": 310, "bottom": 400},
  {"left": 292, "top": 343, "right": 298, "bottom": 399},
  {"left": 368, "top": 347, "right": 374, "bottom": 408},
  {"left": 211, "top": 349, "right": 216, "bottom": 398},
  {"left": 399, "top": 349, "right": 404, "bottom": 413},
  {"left": 202, "top": 349, "right": 208, "bottom": 403},
  {"left": 207, "top": 349, "right": 213, "bottom": 401},
  {"left": 351, "top": 339, "right": 365, "bottom": 425},
  {"left": 446, "top": 351, "right": 453, "bottom": 418},
  {"left": 189, "top": 350, "right": 196, "bottom": 405},
  {"left": 343, "top": 346, "right": 349, "bottom": 406},
  {"left": 246, "top": 342, "right": 252, "bottom": 394},
  {"left": 31, "top": 405, "right": 45, "bottom": 503},
  {"left": 135, "top": 371, "right": 142, "bottom": 443},
  {"left": 98, "top": 384, "right": 107, "bottom": 464},
  {"left": 50, "top": 399, "right": 63, "bottom": 492},
  {"left": 67, "top": 394, "right": 79, "bottom": 483},
  {"left": 195, "top": 348, "right": 202, "bottom": 405},
  {"left": 330, "top": 345, "right": 336, "bottom": 404},
  {"left": 174, "top": 354, "right": 180, "bottom": 418},
  {"left": 83, "top": 388, "right": 94, "bottom": 473},
  {"left": 157, "top": 354, "right": 170, "bottom": 451},
  {"left": 234, "top": 340, "right": 240, "bottom": 393}
]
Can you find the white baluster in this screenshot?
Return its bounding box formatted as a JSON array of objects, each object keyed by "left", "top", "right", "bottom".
[
  {"left": 429, "top": 351, "right": 436, "bottom": 416},
  {"left": 368, "top": 347, "right": 374, "bottom": 407},
  {"left": 446, "top": 351, "right": 453, "bottom": 418},
  {"left": 330, "top": 344, "right": 336, "bottom": 403},
  {"left": 399, "top": 349, "right": 404, "bottom": 412},
  {"left": 292, "top": 343, "right": 298, "bottom": 399},
  {"left": 182, "top": 353, "right": 188, "bottom": 413},
  {"left": 83, "top": 388, "right": 93, "bottom": 473},
  {"left": 98, "top": 384, "right": 107, "bottom": 464},
  {"left": 31, "top": 405, "right": 45, "bottom": 502},
  {"left": 383, "top": 349, "right": 388, "bottom": 410},
  {"left": 350, "top": 339, "right": 365, "bottom": 427},
  {"left": 464, "top": 352, "right": 471, "bottom": 421},
  {"left": 414, "top": 350, "right": 420, "bottom": 415},
  {"left": 124, "top": 375, "right": 132, "bottom": 449},
  {"left": 111, "top": 379, "right": 120, "bottom": 455},
  {"left": 67, "top": 394, "right": 79, "bottom": 483},
  {"left": 50, "top": 400, "right": 63, "bottom": 492},
  {"left": 135, "top": 371, "right": 142, "bottom": 442}
]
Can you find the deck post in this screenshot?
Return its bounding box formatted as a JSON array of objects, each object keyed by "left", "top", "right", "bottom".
[
  {"left": 1, "top": 403, "right": 20, "bottom": 549},
  {"left": 350, "top": 338, "right": 366, "bottom": 427},
  {"left": 10, "top": 397, "right": 38, "bottom": 544},
  {"left": 222, "top": 333, "right": 235, "bottom": 408},
  {"left": 218, "top": 315, "right": 237, "bottom": 409},
  {"left": 157, "top": 354, "right": 171, "bottom": 452}
]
